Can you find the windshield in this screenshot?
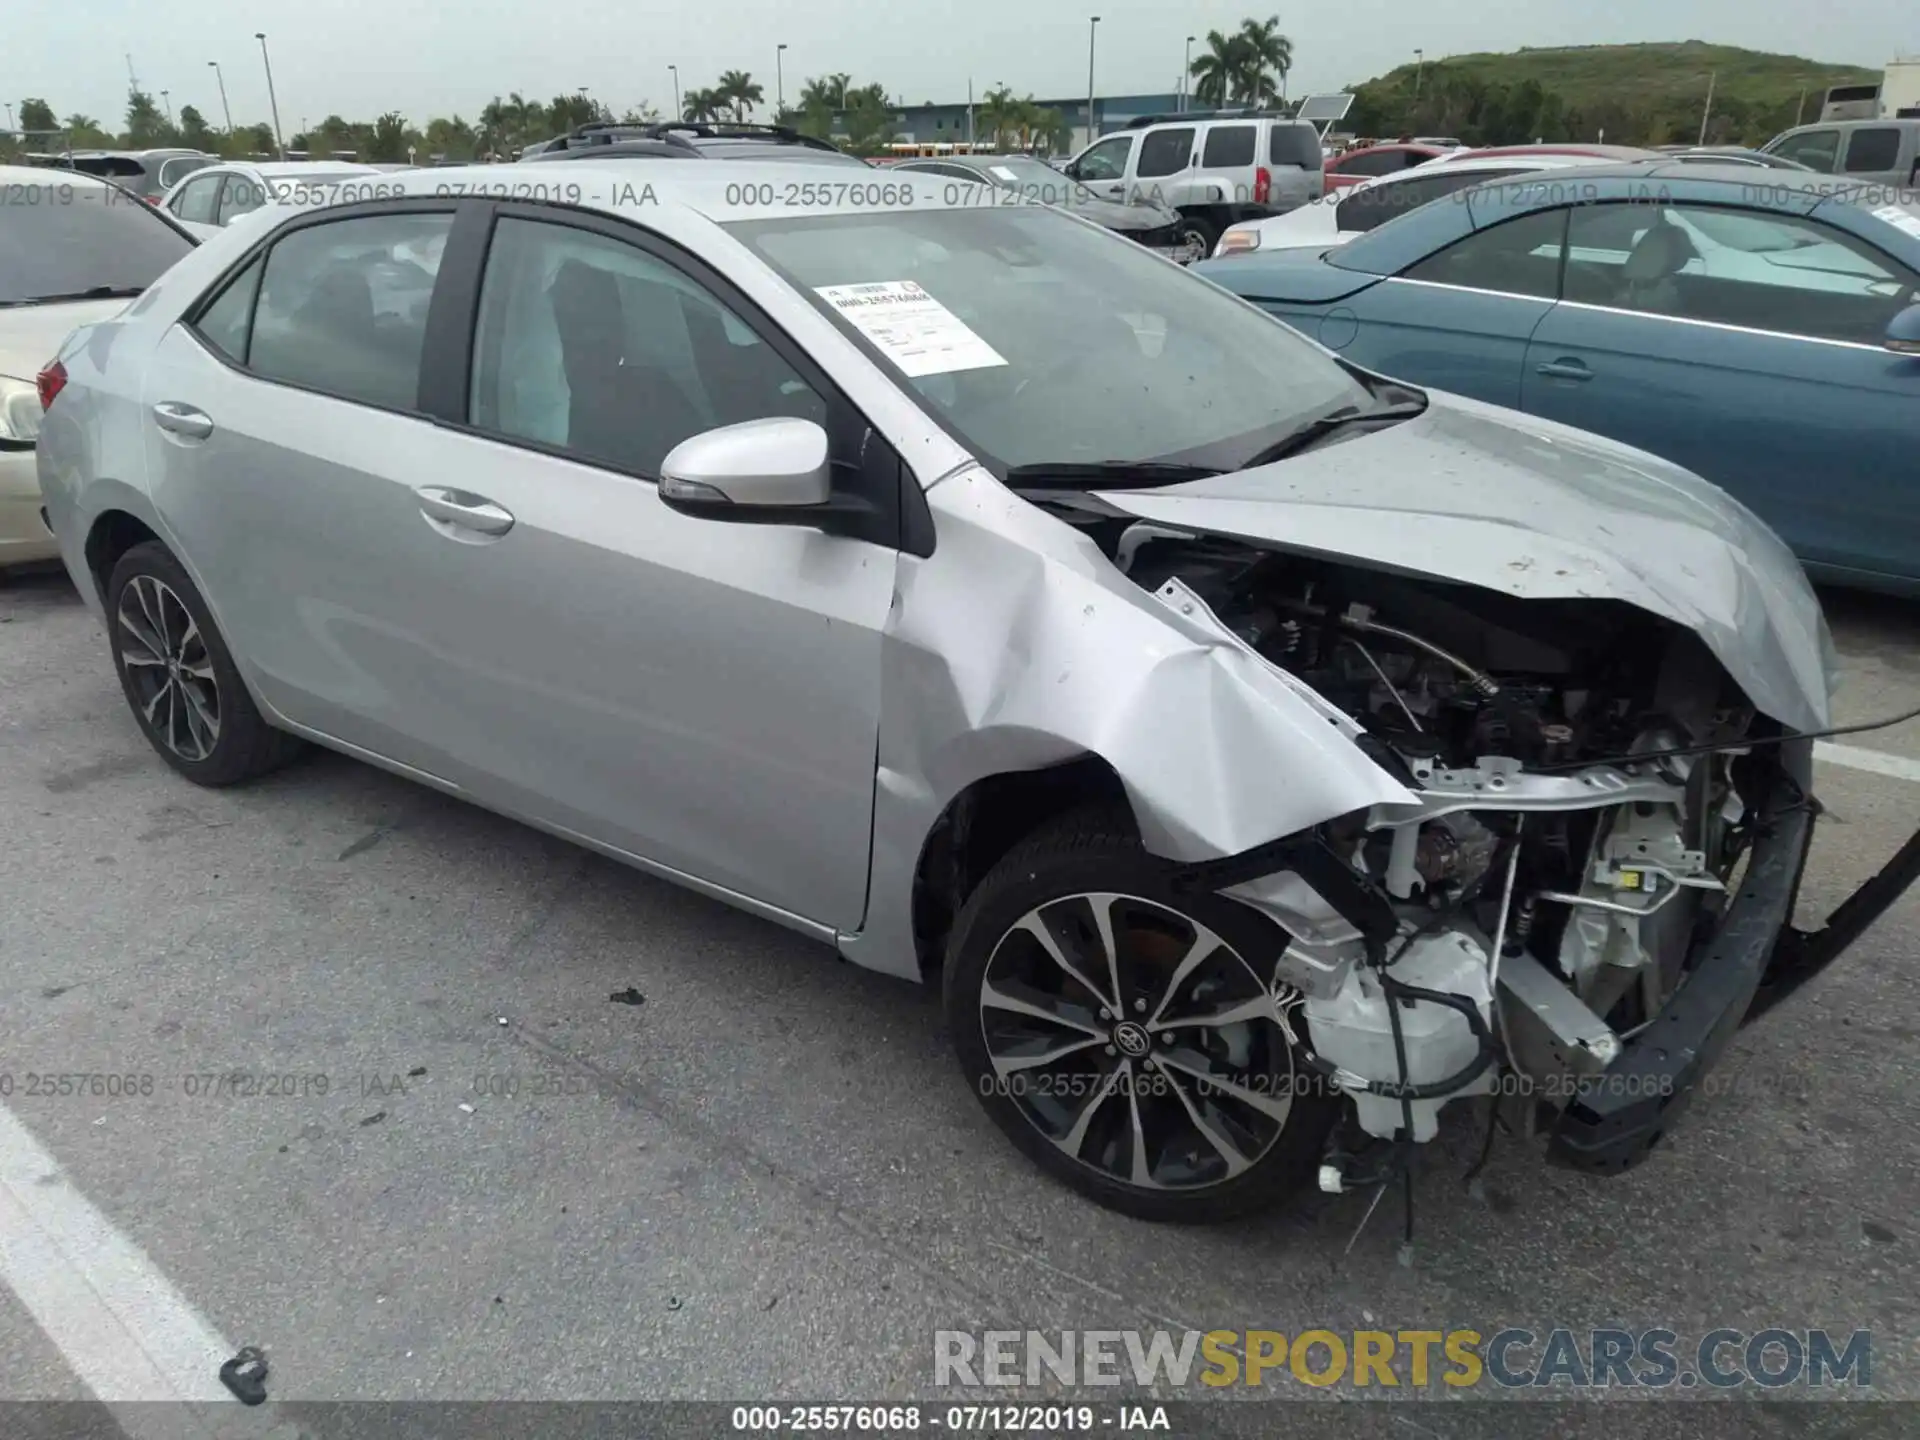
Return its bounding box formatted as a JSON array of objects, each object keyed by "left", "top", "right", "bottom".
[
  {"left": 0, "top": 179, "right": 195, "bottom": 305},
  {"left": 727, "top": 204, "right": 1371, "bottom": 472}
]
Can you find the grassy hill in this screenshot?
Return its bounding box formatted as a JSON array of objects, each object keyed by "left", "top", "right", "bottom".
[{"left": 1341, "top": 41, "right": 1882, "bottom": 147}]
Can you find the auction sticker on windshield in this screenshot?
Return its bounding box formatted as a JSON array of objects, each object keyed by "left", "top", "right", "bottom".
[{"left": 814, "top": 280, "right": 1007, "bottom": 377}]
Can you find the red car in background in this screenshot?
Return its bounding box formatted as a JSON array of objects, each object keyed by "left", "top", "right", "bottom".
[{"left": 1322, "top": 141, "right": 1449, "bottom": 191}]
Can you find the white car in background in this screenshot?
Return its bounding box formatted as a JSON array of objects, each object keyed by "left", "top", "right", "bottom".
[
  {"left": 1211, "top": 153, "right": 1609, "bottom": 258},
  {"left": 159, "top": 161, "right": 385, "bottom": 240}
]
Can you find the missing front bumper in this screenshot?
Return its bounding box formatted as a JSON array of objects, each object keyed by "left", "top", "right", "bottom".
[{"left": 1546, "top": 740, "right": 1918, "bottom": 1175}]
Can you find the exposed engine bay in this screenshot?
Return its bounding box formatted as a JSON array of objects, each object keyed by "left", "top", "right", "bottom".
[{"left": 1084, "top": 511, "right": 1776, "bottom": 1173}]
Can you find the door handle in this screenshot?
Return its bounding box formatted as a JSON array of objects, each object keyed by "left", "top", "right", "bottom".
[
  {"left": 415, "top": 486, "right": 515, "bottom": 537},
  {"left": 1535, "top": 359, "right": 1593, "bottom": 382},
  {"left": 151, "top": 402, "right": 214, "bottom": 439}
]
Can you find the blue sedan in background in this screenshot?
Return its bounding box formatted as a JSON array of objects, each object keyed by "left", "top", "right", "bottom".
[{"left": 1194, "top": 163, "right": 1920, "bottom": 593}]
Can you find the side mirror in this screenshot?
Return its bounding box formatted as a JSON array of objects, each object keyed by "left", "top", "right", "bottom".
[
  {"left": 660, "top": 418, "right": 832, "bottom": 517},
  {"left": 1885, "top": 304, "right": 1920, "bottom": 355}
]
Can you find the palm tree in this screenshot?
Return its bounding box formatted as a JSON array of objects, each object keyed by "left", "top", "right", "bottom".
[
  {"left": 1188, "top": 30, "right": 1247, "bottom": 109},
  {"left": 715, "top": 70, "right": 764, "bottom": 121},
  {"left": 1236, "top": 16, "right": 1293, "bottom": 103},
  {"left": 799, "top": 74, "right": 851, "bottom": 112},
  {"left": 978, "top": 85, "right": 1018, "bottom": 151},
  {"left": 681, "top": 87, "right": 727, "bottom": 122}
]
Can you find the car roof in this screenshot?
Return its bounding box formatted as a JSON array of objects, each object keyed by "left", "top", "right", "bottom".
[
  {"left": 253, "top": 159, "right": 1033, "bottom": 223},
  {"left": 1397, "top": 153, "right": 1611, "bottom": 175},
  {"left": 243, "top": 161, "right": 382, "bottom": 176}
]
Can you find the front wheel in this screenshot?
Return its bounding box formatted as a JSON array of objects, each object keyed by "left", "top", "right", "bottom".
[
  {"left": 1174, "top": 214, "right": 1220, "bottom": 257},
  {"left": 944, "top": 808, "right": 1337, "bottom": 1222}
]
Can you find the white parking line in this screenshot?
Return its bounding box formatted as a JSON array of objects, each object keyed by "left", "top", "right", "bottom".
[
  {"left": 1814, "top": 741, "right": 1920, "bottom": 785},
  {"left": 0, "top": 1103, "right": 234, "bottom": 1435}
]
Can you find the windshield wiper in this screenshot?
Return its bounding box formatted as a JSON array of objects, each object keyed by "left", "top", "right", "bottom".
[
  {"left": 1004, "top": 459, "right": 1224, "bottom": 490},
  {"left": 1239, "top": 399, "right": 1428, "bottom": 467},
  {"left": 6, "top": 285, "right": 146, "bottom": 307}
]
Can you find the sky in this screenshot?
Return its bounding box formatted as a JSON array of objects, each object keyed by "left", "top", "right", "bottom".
[{"left": 8, "top": 0, "right": 1918, "bottom": 132}]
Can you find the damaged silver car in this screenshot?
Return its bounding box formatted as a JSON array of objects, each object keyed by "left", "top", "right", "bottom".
[{"left": 35, "top": 166, "right": 1920, "bottom": 1222}]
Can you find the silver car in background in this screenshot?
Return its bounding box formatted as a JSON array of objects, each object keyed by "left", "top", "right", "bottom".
[
  {"left": 2, "top": 165, "right": 198, "bottom": 568},
  {"left": 33, "top": 163, "right": 1912, "bottom": 1225}
]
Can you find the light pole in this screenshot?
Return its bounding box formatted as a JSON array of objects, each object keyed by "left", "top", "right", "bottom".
[
  {"left": 1413, "top": 49, "right": 1425, "bottom": 104},
  {"left": 1182, "top": 35, "right": 1194, "bottom": 113},
  {"left": 160, "top": 89, "right": 173, "bottom": 126},
  {"left": 1086, "top": 16, "right": 1100, "bottom": 149},
  {"left": 208, "top": 61, "right": 234, "bottom": 133},
  {"left": 668, "top": 64, "right": 680, "bottom": 120},
  {"left": 4, "top": 103, "right": 14, "bottom": 132},
  {"left": 777, "top": 44, "right": 788, "bottom": 113},
  {"left": 254, "top": 32, "right": 285, "bottom": 158}
]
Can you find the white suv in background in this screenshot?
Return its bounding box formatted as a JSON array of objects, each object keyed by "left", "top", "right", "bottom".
[
  {"left": 160, "top": 161, "right": 385, "bottom": 240},
  {"left": 1210, "top": 153, "right": 1610, "bottom": 259},
  {"left": 1063, "top": 112, "right": 1324, "bottom": 256}
]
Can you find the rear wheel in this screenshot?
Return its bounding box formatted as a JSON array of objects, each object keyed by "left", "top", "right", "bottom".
[
  {"left": 944, "top": 807, "right": 1337, "bottom": 1222},
  {"left": 105, "top": 541, "right": 303, "bottom": 785}
]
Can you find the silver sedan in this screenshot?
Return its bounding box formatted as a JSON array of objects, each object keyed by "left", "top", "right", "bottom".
[{"left": 33, "top": 161, "right": 1903, "bottom": 1225}]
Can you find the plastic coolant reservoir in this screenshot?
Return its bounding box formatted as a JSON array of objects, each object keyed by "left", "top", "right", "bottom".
[{"left": 1304, "top": 928, "right": 1495, "bottom": 1142}]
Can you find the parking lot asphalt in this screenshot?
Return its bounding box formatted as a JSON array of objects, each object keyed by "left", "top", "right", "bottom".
[{"left": 1, "top": 562, "right": 1916, "bottom": 1429}]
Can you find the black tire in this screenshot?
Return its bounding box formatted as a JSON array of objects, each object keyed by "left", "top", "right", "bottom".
[
  {"left": 944, "top": 805, "right": 1338, "bottom": 1222},
  {"left": 1174, "top": 213, "right": 1219, "bottom": 257},
  {"left": 105, "top": 541, "right": 303, "bottom": 786}
]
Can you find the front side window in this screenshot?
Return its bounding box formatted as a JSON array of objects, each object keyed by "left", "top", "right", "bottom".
[
  {"left": 728, "top": 205, "right": 1371, "bottom": 472},
  {"left": 0, "top": 179, "right": 196, "bottom": 305},
  {"left": 1400, "top": 207, "right": 1567, "bottom": 299},
  {"left": 1136, "top": 128, "right": 1193, "bottom": 179},
  {"left": 1564, "top": 202, "right": 1916, "bottom": 345},
  {"left": 1843, "top": 128, "right": 1901, "bottom": 174},
  {"left": 245, "top": 211, "right": 452, "bottom": 410},
  {"left": 1075, "top": 135, "right": 1133, "bottom": 181},
  {"left": 1767, "top": 129, "right": 1840, "bottom": 173},
  {"left": 1201, "top": 125, "right": 1256, "bottom": 168},
  {"left": 468, "top": 217, "right": 824, "bottom": 477}
]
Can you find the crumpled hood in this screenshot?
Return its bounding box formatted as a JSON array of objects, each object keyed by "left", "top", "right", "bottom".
[{"left": 1097, "top": 390, "right": 1835, "bottom": 735}]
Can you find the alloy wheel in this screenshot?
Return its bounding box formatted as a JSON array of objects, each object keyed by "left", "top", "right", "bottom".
[
  {"left": 117, "top": 574, "right": 221, "bottom": 762},
  {"left": 977, "top": 891, "right": 1302, "bottom": 1192}
]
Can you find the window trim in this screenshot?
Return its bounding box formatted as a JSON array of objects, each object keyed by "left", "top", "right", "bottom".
[
  {"left": 180, "top": 196, "right": 466, "bottom": 419},
  {"left": 422, "top": 199, "right": 928, "bottom": 556}
]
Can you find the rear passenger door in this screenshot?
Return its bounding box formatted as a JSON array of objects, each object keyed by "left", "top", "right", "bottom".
[
  {"left": 373, "top": 203, "right": 903, "bottom": 929},
  {"left": 140, "top": 200, "right": 462, "bottom": 771}
]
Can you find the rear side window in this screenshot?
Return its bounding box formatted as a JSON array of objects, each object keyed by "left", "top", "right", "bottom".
[
  {"left": 1137, "top": 128, "right": 1193, "bottom": 178},
  {"left": 1268, "top": 125, "right": 1321, "bottom": 168},
  {"left": 1402, "top": 207, "right": 1567, "bottom": 299},
  {"left": 193, "top": 258, "right": 263, "bottom": 363},
  {"left": 1338, "top": 168, "right": 1527, "bottom": 233},
  {"left": 172, "top": 175, "right": 222, "bottom": 226},
  {"left": 0, "top": 180, "right": 196, "bottom": 304},
  {"left": 218, "top": 174, "right": 265, "bottom": 224},
  {"left": 1337, "top": 149, "right": 1405, "bottom": 178},
  {"left": 1843, "top": 128, "right": 1901, "bottom": 173},
  {"left": 242, "top": 211, "right": 453, "bottom": 411},
  {"left": 158, "top": 156, "right": 214, "bottom": 189},
  {"left": 1201, "top": 125, "right": 1256, "bottom": 168}
]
